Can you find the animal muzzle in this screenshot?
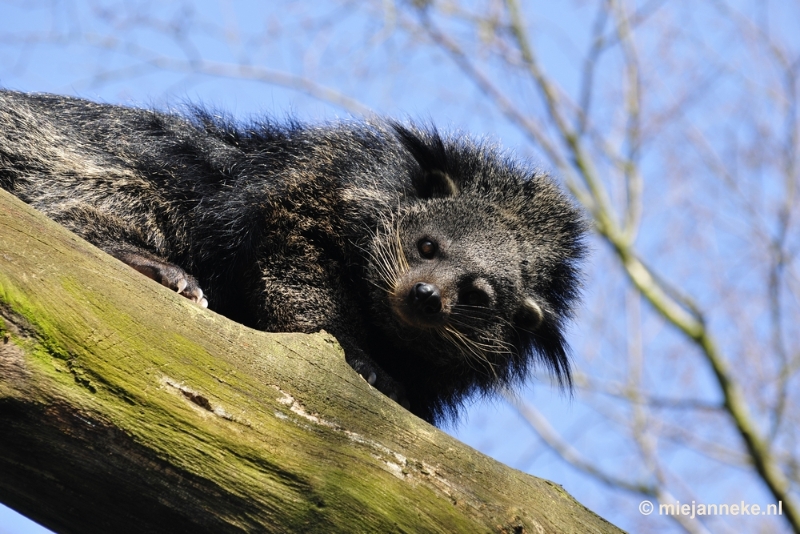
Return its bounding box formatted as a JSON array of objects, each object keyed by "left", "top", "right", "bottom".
[{"left": 408, "top": 282, "right": 443, "bottom": 316}]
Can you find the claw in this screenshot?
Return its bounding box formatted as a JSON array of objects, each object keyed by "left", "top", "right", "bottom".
[
  {"left": 175, "top": 278, "right": 188, "bottom": 294},
  {"left": 112, "top": 249, "right": 208, "bottom": 308}
]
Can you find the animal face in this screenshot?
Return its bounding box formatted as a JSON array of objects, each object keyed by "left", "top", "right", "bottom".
[{"left": 367, "top": 197, "right": 540, "bottom": 374}]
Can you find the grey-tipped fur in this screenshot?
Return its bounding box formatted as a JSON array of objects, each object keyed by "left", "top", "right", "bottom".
[{"left": 0, "top": 90, "right": 586, "bottom": 424}]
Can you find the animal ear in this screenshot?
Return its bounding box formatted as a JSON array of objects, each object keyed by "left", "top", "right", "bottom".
[
  {"left": 391, "top": 122, "right": 458, "bottom": 198},
  {"left": 419, "top": 169, "right": 458, "bottom": 198},
  {"left": 514, "top": 297, "right": 544, "bottom": 330}
]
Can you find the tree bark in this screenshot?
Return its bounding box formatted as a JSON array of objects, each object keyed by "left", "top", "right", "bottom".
[{"left": 0, "top": 190, "right": 622, "bottom": 534}]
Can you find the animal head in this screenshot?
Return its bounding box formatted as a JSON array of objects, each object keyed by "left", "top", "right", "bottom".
[{"left": 365, "top": 124, "right": 586, "bottom": 418}]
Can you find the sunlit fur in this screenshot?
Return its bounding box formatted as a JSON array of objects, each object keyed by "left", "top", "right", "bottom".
[
  {"left": 363, "top": 186, "right": 583, "bottom": 423},
  {"left": 0, "top": 90, "right": 585, "bottom": 425}
]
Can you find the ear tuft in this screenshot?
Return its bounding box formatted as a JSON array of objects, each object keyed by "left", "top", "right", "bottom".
[
  {"left": 423, "top": 169, "right": 458, "bottom": 197},
  {"left": 514, "top": 297, "right": 544, "bottom": 331},
  {"left": 391, "top": 122, "right": 458, "bottom": 198}
]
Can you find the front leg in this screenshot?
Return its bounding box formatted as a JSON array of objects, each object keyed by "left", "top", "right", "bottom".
[
  {"left": 338, "top": 340, "right": 410, "bottom": 410},
  {"left": 257, "top": 256, "right": 410, "bottom": 411},
  {"left": 20, "top": 200, "right": 209, "bottom": 307},
  {"left": 108, "top": 247, "right": 208, "bottom": 307}
]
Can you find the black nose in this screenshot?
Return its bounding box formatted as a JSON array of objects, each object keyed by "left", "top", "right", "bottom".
[{"left": 410, "top": 282, "right": 442, "bottom": 315}]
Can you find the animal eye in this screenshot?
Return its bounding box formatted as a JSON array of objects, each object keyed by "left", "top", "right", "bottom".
[{"left": 418, "top": 238, "right": 438, "bottom": 259}]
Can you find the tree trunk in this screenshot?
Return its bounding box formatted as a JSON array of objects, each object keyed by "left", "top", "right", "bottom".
[{"left": 0, "top": 190, "right": 621, "bottom": 533}]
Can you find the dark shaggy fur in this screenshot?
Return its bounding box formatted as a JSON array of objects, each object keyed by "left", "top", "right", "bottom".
[{"left": 0, "top": 90, "right": 585, "bottom": 424}]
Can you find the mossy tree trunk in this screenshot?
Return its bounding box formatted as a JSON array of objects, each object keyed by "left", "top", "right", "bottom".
[{"left": 0, "top": 190, "right": 621, "bottom": 533}]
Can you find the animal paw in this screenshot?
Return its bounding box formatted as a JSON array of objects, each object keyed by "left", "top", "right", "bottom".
[
  {"left": 348, "top": 356, "right": 410, "bottom": 410},
  {"left": 110, "top": 249, "right": 208, "bottom": 307}
]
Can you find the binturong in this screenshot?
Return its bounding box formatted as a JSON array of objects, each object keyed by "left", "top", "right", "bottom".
[{"left": 0, "top": 90, "right": 586, "bottom": 425}]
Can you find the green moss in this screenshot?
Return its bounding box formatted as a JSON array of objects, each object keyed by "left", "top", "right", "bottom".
[
  {"left": 0, "top": 196, "right": 622, "bottom": 533},
  {"left": 2, "top": 270, "right": 479, "bottom": 531}
]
